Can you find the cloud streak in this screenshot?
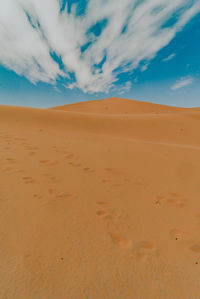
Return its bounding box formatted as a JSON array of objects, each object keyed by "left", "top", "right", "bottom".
[
  {"left": 162, "top": 53, "right": 176, "bottom": 62},
  {"left": 0, "top": 0, "right": 200, "bottom": 93},
  {"left": 171, "top": 77, "right": 194, "bottom": 90}
]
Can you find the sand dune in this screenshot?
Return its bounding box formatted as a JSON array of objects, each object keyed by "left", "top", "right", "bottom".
[
  {"left": 52, "top": 97, "right": 199, "bottom": 114},
  {"left": 0, "top": 98, "right": 200, "bottom": 298}
]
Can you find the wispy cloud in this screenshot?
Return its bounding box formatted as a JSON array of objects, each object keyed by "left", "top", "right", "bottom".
[
  {"left": 141, "top": 63, "right": 149, "bottom": 72},
  {"left": 0, "top": 0, "right": 200, "bottom": 93},
  {"left": 162, "top": 53, "right": 176, "bottom": 62},
  {"left": 118, "top": 81, "right": 132, "bottom": 94},
  {"left": 171, "top": 77, "right": 194, "bottom": 90}
]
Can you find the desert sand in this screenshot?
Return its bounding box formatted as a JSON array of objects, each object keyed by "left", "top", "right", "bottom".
[{"left": 1, "top": 97, "right": 200, "bottom": 298}]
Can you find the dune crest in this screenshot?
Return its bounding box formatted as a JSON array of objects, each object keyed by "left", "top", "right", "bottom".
[
  {"left": 51, "top": 97, "right": 199, "bottom": 114},
  {"left": 0, "top": 98, "right": 200, "bottom": 298}
]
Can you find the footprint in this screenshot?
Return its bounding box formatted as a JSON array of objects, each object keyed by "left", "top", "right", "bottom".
[
  {"left": 124, "top": 178, "right": 131, "bottom": 183},
  {"left": 68, "top": 161, "right": 81, "bottom": 167},
  {"left": 105, "top": 168, "right": 113, "bottom": 172},
  {"left": 50, "top": 176, "right": 60, "bottom": 183},
  {"left": 40, "top": 160, "right": 58, "bottom": 166},
  {"left": 109, "top": 232, "right": 133, "bottom": 250},
  {"left": 25, "top": 180, "right": 35, "bottom": 184},
  {"left": 156, "top": 193, "right": 188, "bottom": 207},
  {"left": 195, "top": 213, "right": 200, "bottom": 225},
  {"left": 137, "top": 241, "right": 155, "bottom": 251},
  {"left": 40, "top": 160, "right": 50, "bottom": 164},
  {"left": 130, "top": 241, "right": 156, "bottom": 260},
  {"left": 65, "top": 154, "right": 74, "bottom": 159},
  {"left": 48, "top": 189, "right": 55, "bottom": 194},
  {"left": 104, "top": 214, "right": 116, "bottom": 221},
  {"left": 169, "top": 229, "right": 184, "bottom": 241},
  {"left": 47, "top": 189, "right": 72, "bottom": 198},
  {"left": 29, "top": 152, "right": 36, "bottom": 156},
  {"left": 96, "top": 210, "right": 107, "bottom": 217},
  {"left": 3, "top": 167, "right": 14, "bottom": 172},
  {"left": 155, "top": 196, "right": 165, "bottom": 205},
  {"left": 105, "top": 168, "right": 120, "bottom": 175},
  {"left": 6, "top": 158, "right": 16, "bottom": 163},
  {"left": 56, "top": 192, "right": 72, "bottom": 198},
  {"left": 97, "top": 207, "right": 123, "bottom": 231},
  {"left": 74, "top": 163, "right": 82, "bottom": 167},
  {"left": 133, "top": 181, "right": 144, "bottom": 187},
  {"left": 26, "top": 146, "right": 39, "bottom": 150},
  {"left": 96, "top": 210, "right": 115, "bottom": 220},
  {"left": 102, "top": 179, "right": 110, "bottom": 184},
  {"left": 167, "top": 196, "right": 188, "bottom": 208},
  {"left": 33, "top": 194, "right": 43, "bottom": 199},
  {"left": 96, "top": 201, "right": 109, "bottom": 206},
  {"left": 190, "top": 244, "right": 200, "bottom": 253},
  {"left": 169, "top": 192, "right": 182, "bottom": 198},
  {"left": 22, "top": 177, "right": 35, "bottom": 184}
]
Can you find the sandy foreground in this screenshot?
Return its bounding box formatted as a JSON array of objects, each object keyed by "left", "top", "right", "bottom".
[{"left": 1, "top": 97, "right": 200, "bottom": 298}]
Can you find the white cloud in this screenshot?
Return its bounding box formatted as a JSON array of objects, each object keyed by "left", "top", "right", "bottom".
[
  {"left": 64, "top": 82, "right": 78, "bottom": 90},
  {"left": 162, "top": 53, "right": 176, "bottom": 62},
  {"left": 0, "top": 0, "right": 200, "bottom": 93},
  {"left": 118, "top": 81, "right": 132, "bottom": 94},
  {"left": 171, "top": 77, "right": 194, "bottom": 90},
  {"left": 141, "top": 63, "right": 150, "bottom": 72}
]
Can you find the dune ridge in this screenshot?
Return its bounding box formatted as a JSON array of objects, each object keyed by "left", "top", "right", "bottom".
[
  {"left": 0, "top": 98, "right": 200, "bottom": 298},
  {"left": 51, "top": 97, "right": 199, "bottom": 114},
  {"left": 1, "top": 102, "right": 200, "bottom": 146}
]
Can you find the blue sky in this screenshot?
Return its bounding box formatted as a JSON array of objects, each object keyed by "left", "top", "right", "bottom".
[{"left": 0, "top": 0, "right": 200, "bottom": 108}]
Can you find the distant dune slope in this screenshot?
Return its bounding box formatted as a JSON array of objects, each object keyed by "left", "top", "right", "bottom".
[
  {"left": 1, "top": 100, "right": 200, "bottom": 147},
  {"left": 51, "top": 97, "right": 199, "bottom": 114}
]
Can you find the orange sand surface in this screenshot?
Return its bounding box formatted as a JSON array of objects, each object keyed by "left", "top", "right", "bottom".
[{"left": 1, "top": 98, "right": 200, "bottom": 298}]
